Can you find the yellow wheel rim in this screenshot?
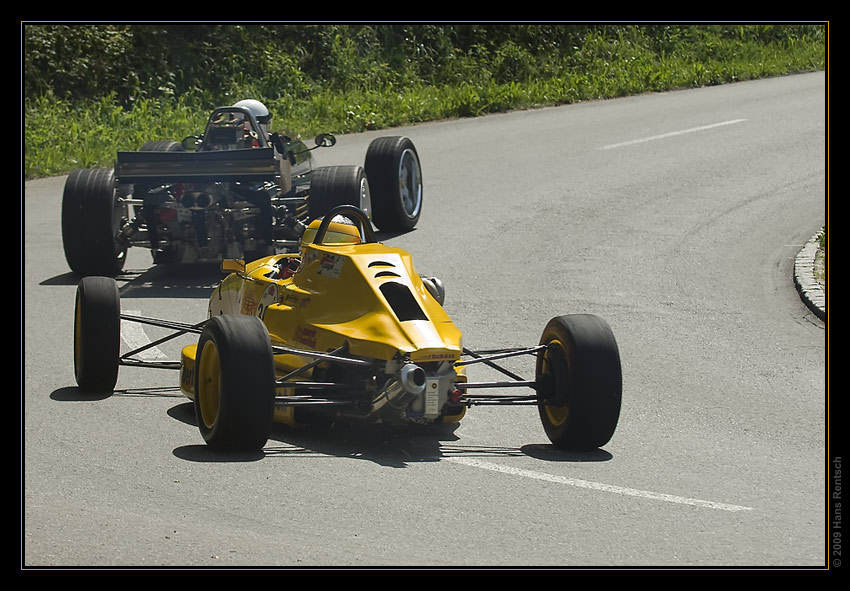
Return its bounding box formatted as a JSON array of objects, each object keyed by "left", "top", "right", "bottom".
[
  {"left": 541, "top": 338, "right": 569, "bottom": 427},
  {"left": 197, "top": 340, "right": 222, "bottom": 429},
  {"left": 544, "top": 403, "right": 569, "bottom": 427}
]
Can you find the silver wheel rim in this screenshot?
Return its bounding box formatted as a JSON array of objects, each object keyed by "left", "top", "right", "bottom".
[
  {"left": 398, "top": 149, "right": 422, "bottom": 218},
  {"left": 112, "top": 199, "right": 128, "bottom": 263},
  {"left": 359, "top": 177, "right": 372, "bottom": 220}
]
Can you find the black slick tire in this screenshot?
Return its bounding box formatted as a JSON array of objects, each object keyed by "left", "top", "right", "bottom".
[
  {"left": 194, "top": 315, "right": 276, "bottom": 452},
  {"left": 364, "top": 136, "right": 423, "bottom": 232},
  {"left": 62, "top": 168, "right": 127, "bottom": 276},
  {"left": 536, "top": 314, "right": 622, "bottom": 450},
  {"left": 74, "top": 276, "right": 121, "bottom": 394},
  {"left": 139, "top": 140, "right": 183, "bottom": 152},
  {"left": 308, "top": 165, "right": 371, "bottom": 220}
]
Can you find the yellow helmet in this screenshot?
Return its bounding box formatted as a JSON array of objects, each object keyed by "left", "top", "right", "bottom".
[{"left": 300, "top": 216, "right": 362, "bottom": 250}]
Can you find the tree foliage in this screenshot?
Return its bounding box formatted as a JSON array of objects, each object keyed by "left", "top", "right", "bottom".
[
  {"left": 24, "top": 23, "right": 825, "bottom": 108},
  {"left": 23, "top": 23, "right": 826, "bottom": 179}
]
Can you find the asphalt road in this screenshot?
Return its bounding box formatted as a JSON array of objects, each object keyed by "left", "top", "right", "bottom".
[{"left": 23, "top": 72, "right": 827, "bottom": 568}]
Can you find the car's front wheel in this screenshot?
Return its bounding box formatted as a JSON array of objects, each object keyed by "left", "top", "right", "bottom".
[
  {"left": 536, "top": 314, "right": 622, "bottom": 450},
  {"left": 73, "top": 276, "right": 121, "bottom": 394},
  {"left": 194, "top": 315, "right": 276, "bottom": 452},
  {"left": 365, "top": 136, "right": 423, "bottom": 233}
]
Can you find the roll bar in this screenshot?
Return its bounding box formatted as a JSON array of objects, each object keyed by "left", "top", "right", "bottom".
[{"left": 311, "top": 205, "right": 377, "bottom": 245}]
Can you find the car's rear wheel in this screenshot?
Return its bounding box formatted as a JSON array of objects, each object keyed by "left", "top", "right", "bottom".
[
  {"left": 194, "top": 315, "right": 275, "bottom": 452},
  {"left": 138, "top": 140, "right": 183, "bottom": 152},
  {"left": 308, "top": 165, "right": 371, "bottom": 221},
  {"left": 536, "top": 314, "right": 622, "bottom": 450},
  {"left": 365, "top": 136, "right": 422, "bottom": 232},
  {"left": 74, "top": 276, "right": 121, "bottom": 394},
  {"left": 62, "top": 168, "right": 128, "bottom": 276}
]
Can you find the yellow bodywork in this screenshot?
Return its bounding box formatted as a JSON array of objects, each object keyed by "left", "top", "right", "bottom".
[
  {"left": 180, "top": 239, "right": 464, "bottom": 424},
  {"left": 216, "top": 242, "right": 461, "bottom": 360}
]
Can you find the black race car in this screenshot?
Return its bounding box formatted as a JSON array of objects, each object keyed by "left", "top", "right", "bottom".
[{"left": 61, "top": 99, "right": 423, "bottom": 276}]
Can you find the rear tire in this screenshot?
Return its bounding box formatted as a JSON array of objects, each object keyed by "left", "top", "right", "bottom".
[
  {"left": 365, "top": 136, "right": 422, "bottom": 232},
  {"left": 139, "top": 140, "right": 183, "bottom": 152},
  {"left": 536, "top": 315, "right": 622, "bottom": 450},
  {"left": 62, "top": 168, "right": 127, "bottom": 276},
  {"left": 194, "top": 315, "right": 276, "bottom": 451},
  {"left": 308, "top": 165, "right": 371, "bottom": 220},
  {"left": 74, "top": 276, "right": 120, "bottom": 394}
]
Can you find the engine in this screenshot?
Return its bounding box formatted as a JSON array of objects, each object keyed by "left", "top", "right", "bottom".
[
  {"left": 371, "top": 360, "right": 463, "bottom": 424},
  {"left": 143, "top": 182, "right": 276, "bottom": 263}
]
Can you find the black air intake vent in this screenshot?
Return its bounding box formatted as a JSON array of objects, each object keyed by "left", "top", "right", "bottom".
[{"left": 379, "top": 282, "right": 427, "bottom": 322}]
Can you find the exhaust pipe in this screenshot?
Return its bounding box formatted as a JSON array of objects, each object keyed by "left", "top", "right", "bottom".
[
  {"left": 372, "top": 363, "right": 426, "bottom": 416},
  {"left": 399, "top": 363, "right": 426, "bottom": 395}
]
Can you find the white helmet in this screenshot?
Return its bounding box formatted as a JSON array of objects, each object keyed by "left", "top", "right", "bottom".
[{"left": 233, "top": 99, "right": 271, "bottom": 126}]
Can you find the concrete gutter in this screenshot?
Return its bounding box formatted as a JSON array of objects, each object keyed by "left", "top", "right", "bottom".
[{"left": 794, "top": 233, "right": 826, "bottom": 321}]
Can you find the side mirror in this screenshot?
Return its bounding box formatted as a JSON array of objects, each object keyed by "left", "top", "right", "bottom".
[
  {"left": 181, "top": 136, "right": 201, "bottom": 151},
  {"left": 221, "top": 259, "right": 246, "bottom": 274},
  {"left": 314, "top": 133, "right": 337, "bottom": 148}
]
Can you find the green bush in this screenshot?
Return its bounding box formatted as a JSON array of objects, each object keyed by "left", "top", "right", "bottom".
[{"left": 24, "top": 23, "right": 826, "bottom": 179}]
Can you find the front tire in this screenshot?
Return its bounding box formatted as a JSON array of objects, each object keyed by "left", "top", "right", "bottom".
[
  {"left": 194, "top": 315, "right": 276, "bottom": 451},
  {"left": 62, "top": 168, "right": 128, "bottom": 276},
  {"left": 536, "top": 315, "right": 622, "bottom": 450},
  {"left": 365, "top": 136, "right": 422, "bottom": 232},
  {"left": 74, "top": 276, "right": 120, "bottom": 394}
]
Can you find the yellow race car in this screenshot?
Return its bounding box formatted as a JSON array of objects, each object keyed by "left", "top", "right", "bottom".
[{"left": 73, "top": 206, "right": 622, "bottom": 452}]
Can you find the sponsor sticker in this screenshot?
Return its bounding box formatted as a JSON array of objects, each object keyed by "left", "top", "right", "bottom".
[
  {"left": 425, "top": 379, "right": 441, "bottom": 415},
  {"left": 318, "top": 253, "right": 344, "bottom": 277},
  {"left": 295, "top": 325, "right": 317, "bottom": 348},
  {"left": 242, "top": 289, "right": 258, "bottom": 316}
]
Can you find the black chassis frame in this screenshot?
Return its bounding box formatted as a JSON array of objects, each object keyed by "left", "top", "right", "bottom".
[
  {"left": 113, "top": 106, "right": 326, "bottom": 255},
  {"left": 116, "top": 312, "right": 553, "bottom": 410}
]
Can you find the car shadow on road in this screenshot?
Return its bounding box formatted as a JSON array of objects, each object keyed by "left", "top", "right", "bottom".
[
  {"left": 40, "top": 263, "right": 226, "bottom": 299},
  {"left": 165, "top": 401, "right": 612, "bottom": 467},
  {"left": 51, "top": 384, "right": 184, "bottom": 402},
  {"left": 115, "top": 263, "right": 225, "bottom": 300},
  {"left": 41, "top": 231, "right": 410, "bottom": 295},
  {"left": 169, "top": 403, "right": 460, "bottom": 466}
]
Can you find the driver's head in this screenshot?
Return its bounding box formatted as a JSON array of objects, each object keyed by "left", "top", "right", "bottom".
[
  {"left": 300, "top": 215, "right": 362, "bottom": 252},
  {"left": 233, "top": 99, "right": 272, "bottom": 137}
]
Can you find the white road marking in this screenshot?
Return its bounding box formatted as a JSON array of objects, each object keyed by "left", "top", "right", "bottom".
[
  {"left": 122, "top": 310, "right": 167, "bottom": 360},
  {"left": 447, "top": 457, "right": 754, "bottom": 512},
  {"left": 599, "top": 119, "right": 747, "bottom": 150}
]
